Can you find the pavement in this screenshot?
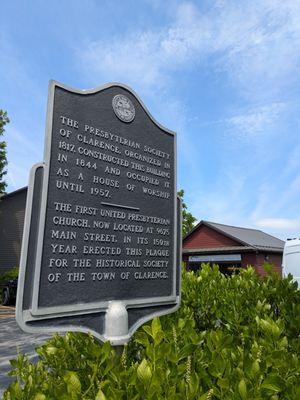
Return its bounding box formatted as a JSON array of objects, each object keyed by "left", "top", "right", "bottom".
[{"left": 0, "top": 306, "right": 50, "bottom": 398}]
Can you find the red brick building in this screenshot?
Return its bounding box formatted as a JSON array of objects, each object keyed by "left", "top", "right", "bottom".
[{"left": 183, "top": 221, "right": 284, "bottom": 276}]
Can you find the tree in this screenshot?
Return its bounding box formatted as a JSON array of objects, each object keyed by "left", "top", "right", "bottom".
[
  {"left": 177, "top": 189, "right": 197, "bottom": 237},
  {"left": 0, "top": 109, "right": 9, "bottom": 195}
]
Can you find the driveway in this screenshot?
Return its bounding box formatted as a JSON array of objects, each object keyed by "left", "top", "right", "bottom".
[{"left": 0, "top": 306, "right": 50, "bottom": 397}]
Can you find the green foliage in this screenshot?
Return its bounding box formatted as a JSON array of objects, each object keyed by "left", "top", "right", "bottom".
[
  {"left": 0, "top": 109, "right": 9, "bottom": 195},
  {"left": 0, "top": 266, "right": 19, "bottom": 302},
  {"left": 0, "top": 266, "right": 19, "bottom": 283},
  {"left": 4, "top": 266, "right": 300, "bottom": 399},
  {"left": 177, "top": 189, "right": 197, "bottom": 237}
]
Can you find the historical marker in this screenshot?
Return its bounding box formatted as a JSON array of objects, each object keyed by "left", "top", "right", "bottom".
[{"left": 16, "top": 81, "right": 181, "bottom": 344}]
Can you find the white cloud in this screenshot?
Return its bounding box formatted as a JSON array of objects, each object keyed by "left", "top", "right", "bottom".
[
  {"left": 213, "top": 1, "right": 300, "bottom": 96},
  {"left": 226, "top": 102, "right": 285, "bottom": 139},
  {"left": 255, "top": 218, "right": 300, "bottom": 231},
  {"left": 80, "top": 31, "right": 166, "bottom": 92},
  {"left": 78, "top": 1, "right": 300, "bottom": 98}
]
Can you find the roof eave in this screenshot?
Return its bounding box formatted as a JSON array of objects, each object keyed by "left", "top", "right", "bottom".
[
  {"left": 183, "top": 245, "right": 284, "bottom": 255},
  {"left": 0, "top": 186, "right": 28, "bottom": 200},
  {"left": 183, "top": 220, "right": 250, "bottom": 247},
  {"left": 183, "top": 246, "right": 255, "bottom": 254}
]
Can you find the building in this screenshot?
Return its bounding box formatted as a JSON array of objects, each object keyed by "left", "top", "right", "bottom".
[
  {"left": 0, "top": 187, "right": 27, "bottom": 275},
  {"left": 0, "top": 187, "right": 285, "bottom": 278},
  {"left": 183, "top": 220, "right": 284, "bottom": 276}
]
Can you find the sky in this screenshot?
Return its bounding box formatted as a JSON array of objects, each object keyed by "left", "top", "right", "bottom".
[{"left": 1, "top": 0, "right": 300, "bottom": 240}]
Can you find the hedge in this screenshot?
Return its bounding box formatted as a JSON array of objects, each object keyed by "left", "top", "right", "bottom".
[{"left": 4, "top": 265, "right": 300, "bottom": 399}]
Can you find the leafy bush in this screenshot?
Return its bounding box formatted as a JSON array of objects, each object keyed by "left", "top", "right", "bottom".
[
  {"left": 0, "top": 266, "right": 19, "bottom": 303},
  {"left": 0, "top": 266, "right": 19, "bottom": 283},
  {"left": 4, "top": 266, "right": 300, "bottom": 399}
]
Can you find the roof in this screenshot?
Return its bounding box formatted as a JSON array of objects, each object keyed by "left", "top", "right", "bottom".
[
  {"left": 0, "top": 187, "right": 27, "bottom": 200},
  {"left": 184, "top": 220, "right": 285, "bottom": 253}
]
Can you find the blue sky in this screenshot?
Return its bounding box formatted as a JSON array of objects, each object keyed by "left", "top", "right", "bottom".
[{"left": 1, "top": 0, "right": 300, "bottom": 240}]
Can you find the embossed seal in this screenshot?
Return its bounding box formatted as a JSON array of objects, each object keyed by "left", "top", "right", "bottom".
[{"left": 112, "top": 94, "right": 135, "bottom": 123}]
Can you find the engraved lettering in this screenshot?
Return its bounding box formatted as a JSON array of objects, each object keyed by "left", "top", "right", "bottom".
[
  {"left": 96, "top": 259, "right": 140, "bottom": 268},
  {"left": 56, "top": 167, "right": 69, "bottom": 177},
  {"left": 83, "top": 233, "right": 117, "bottom": 242},
  {"left": 145, "top": 248, "right": 169, "bottom": 257},
  {"left": 83, "top": 246, "right": 121, "bottom": 255},
  {"left": 51, "top": 244, "right": 77, "bottom": 254},
  {"left": 67, "top": 272, "right": 85, "bottom": 282},
  {"left": 54, "top": 202, "right": 72, "bottom": 212},
  {"left": 125, "top": 248, "right": 142, "bottom": 256},
  {"left": 104, "top": 165, "right": 120, "bottom": 175},
  {"left": 143, "top": 145, "right": 170, "bottom": 159},
  {"left": 56, "top": 180, "right": 84, "bottom": 193},
  {"left": 57, "top": 153, "right": 68, "bottom": 163},
  {"left": 51, "top": 230, "right": 76, "bottom": 240},
  {"left": 134, "top": 271, "right": 168, "bottom": 280},
  {"left": 59, "top": 128, "right": 72, "bottom": 138},
  {"left": 48, "top": 273, "right": 62, "bottom": 282},
  {"left": 92, "top": 220, "right": 110, "bottom": 229},
  {"left": 142, "top": 186, "right": 170, "bottom": 199},
  {"left": 75, "top": 205, "right": 97, "bottom": 215},
  {"left": 137, "top": 236, "right": 148, "bottom": 245},
  {"left": 49, "top": 259, "right": 68, "bottom": 268},
  {"left": 53, "top": 216, "right": 89, "bottom": 227},
  {"left": 75, "top": 158, "right": 97, "bottom": 170},
  {"left": 58, "top": 141, "right": 76, "bottom": 153},
  {"left": 73, "top": 259, "right": 91, "bottom": 268},
  {"left": 143, "top": 260, "right": 169, "bottom": 268},
  {"left": 123, "top": 236, "right": 132, "bottom": 243},
  {"left": 127, "top": 171, "right": 159, "bottom": 186},
  {"left": 91, "top": 272, "right": 115, "bottom": 281},
  {"left": 60, "top": 116, "right": 79, "bottom": 128},
  {"left": 113, "top": 223, "right": 143, "bottom": 233},
  {"left": 92, "top": 175, "right": 120, "bottom": 188}
]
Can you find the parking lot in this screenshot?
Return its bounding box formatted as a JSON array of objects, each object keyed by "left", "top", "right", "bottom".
[{"left": 0, "top": 306, "right": 49, "bottom": 397}]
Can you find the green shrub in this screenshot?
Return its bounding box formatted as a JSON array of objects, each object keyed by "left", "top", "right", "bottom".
[
  {"left": 4, "top": 265, "right": 300, "bottom": 399},
  {"left": 0, "top": 266, "right": 19, "bottom": 283},
  {"left": 0, "top": 266, "right": 19, "bottom": 303}
]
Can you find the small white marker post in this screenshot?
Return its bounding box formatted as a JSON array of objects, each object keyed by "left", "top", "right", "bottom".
[{"left": 104, "top": 301, "right": 130, "bottom": 354}]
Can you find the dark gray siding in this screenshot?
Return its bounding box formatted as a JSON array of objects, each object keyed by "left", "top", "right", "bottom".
[{"left": 0, "top": 188, "right": 27, "bottom": 275}]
